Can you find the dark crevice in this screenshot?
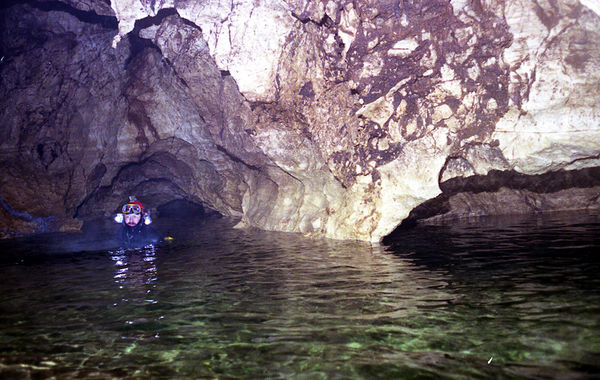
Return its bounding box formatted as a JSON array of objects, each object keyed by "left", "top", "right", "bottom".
[
  {"left": 440, "top": 167, "right": 600, "bottom": 194},
  {"left": 291, "top": 12, "right": 311, "bottom": 24},
  {"left": 1, "top": 0, "right": 118, "bottom": 29},
  {"left": 157, "top": 198, "right": 221, "bottom": 219},
  {"left": 291, "top": 12, "right": 333, "bottom": 27},
  {"left": 388, "top": 166, "right": 600, "bottom": 234},
  {"left": 130, "top": 6, "right": 203, "bottom": 33},
  {"left": 131, "top": 7, "right": 178, "bottom": 31},
  {"left": 125, "top": 8, "right": 179, "bottom": 65},
  {"left": 74, "top": 154, "right": 164, "bottom": 218},
  {"left": 127, "top": 8, "right": 205, "bottom": 66},
  {"left": 180, "top": 16, "right": 203, "bottom": 32},
  {"left": 157, "top": 199, "right": 205, "bottom": 218},
  {"left": 317, "top": 14, "right": 334, "bottom": 27},
  {"left": 126, "top": 33, "right": 161, "bottom": 67}
]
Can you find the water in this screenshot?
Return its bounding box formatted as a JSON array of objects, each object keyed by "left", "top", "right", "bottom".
[{"left": 0, "top": 212, "right": 599, "bottom": 379}]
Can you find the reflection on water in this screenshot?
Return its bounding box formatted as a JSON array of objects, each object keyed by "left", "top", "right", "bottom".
[
  {"left": 110, "top": 245, "right": 158, "bottom": 297},
  {"left": 0, "top": 212, "right": 599, "bottom": 378}
]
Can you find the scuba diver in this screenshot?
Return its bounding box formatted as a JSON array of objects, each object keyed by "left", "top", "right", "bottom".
[{"left": 114, "top": 196, "right": 161, "bottom": 248}]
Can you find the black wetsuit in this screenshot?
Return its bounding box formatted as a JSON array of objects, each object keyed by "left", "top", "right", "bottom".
[{"left": 118, "top": 222, "right": 161, "bottom": 249}]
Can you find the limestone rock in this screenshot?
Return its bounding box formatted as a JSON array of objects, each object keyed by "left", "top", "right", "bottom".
[
  {"left": 440, "top": 143, "right": 509, "bottom": 182},
  {"left": 409, "top": 168, "right": 600, "bottom": 224},
  {"left": 1, "top": 0, "right": 599, "bottom": 241},
  {"left": 1, "top": 4, "right": 129, "bottom": 235},
  {"left": 109, "top": 0, "right": 296, "bottom": 102},
  {"left": 493, "top": 0, "right": 600, "bottom": 174},
  {"left": 420, "top": 186, "right": 600, "bottom": 224}
]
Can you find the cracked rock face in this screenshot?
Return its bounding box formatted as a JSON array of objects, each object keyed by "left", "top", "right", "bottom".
[{"left": 1, "top": 0, "right": 599, "bottom": 241}]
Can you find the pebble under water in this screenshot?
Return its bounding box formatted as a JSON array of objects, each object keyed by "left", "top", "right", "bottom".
[{"left": 0, "top": 211, "right": 599, "bottom": 379}]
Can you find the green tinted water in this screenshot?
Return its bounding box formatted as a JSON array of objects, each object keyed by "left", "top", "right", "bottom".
[{"left": 1, "top": 212, "right": 599, "bottom": 378}]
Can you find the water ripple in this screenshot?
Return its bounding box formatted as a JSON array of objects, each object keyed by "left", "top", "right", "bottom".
[{"left": 0, "top": 211, "right": 599, "bottom": 378}]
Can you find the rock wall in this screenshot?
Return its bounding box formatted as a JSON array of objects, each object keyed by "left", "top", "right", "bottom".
[{"left": 1, "top": 0, "right": 599, "bottom": 241}]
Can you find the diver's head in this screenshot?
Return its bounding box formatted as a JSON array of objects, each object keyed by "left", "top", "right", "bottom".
[{"left": 117, "top": 196, "right": 152, "bottom": 226}]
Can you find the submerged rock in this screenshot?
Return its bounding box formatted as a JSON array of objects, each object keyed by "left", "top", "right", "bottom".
[{"left": 1, "top": 0, "right": 599, "bottom": 241}]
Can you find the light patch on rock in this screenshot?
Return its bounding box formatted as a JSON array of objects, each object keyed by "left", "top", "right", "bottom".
[
  {"left": 338, "top": 3, "right": 359, "bottom": 59},
  {"left": 419, "top": 45, "right": 437, "bottom": 68},
  {"left": 325, "top": 0, "right": 339, "bottom": 22},
  {"left": 467, "top": 64, "right": 480, "bottom": 80},
  {"left": 462, "top": 92, "right": 476, "bottom": 109},
  {"left": 494, "top": 0, "right": 600, "bottom": 175},
  {"left": 405, "top": 118, "right": 418, "bottom": 137},
  {"left": 564, "top": 157, "right": 600, "bottom": 170},
  {"left": 440, "top": 64, "right": 454, "bottom": 81},
  {"left": 400, "top": 13, "right": 409, "bottom": 27},
  {"left": 484, "top": 57, "right": 496, "bottom": 66},
  {"left": 427, "top": 44, "right": 438, "bottom": 66},
  {"left": 388, "top": 99, "right": 408, "bottom": 142},
  {"left": 465, "top": 144, "right": 510, "bottom": 176},
  {"left": 360, "top": 52, "right": 384, "bottom": 78},
  {"left": 439, "top": 66, "right": 462, "bottom": 98},
  {"left": 371, "top": 129, "right": 451, "bottom": 241},
  {"left": 356, "top": 77, "right": 411, "bottom": 127},
  {"left": 454, "top": 25, "right": 474, "bottom": 44},
  {"left": 501, "top": 2, "right": 547, "bottom": 75},
  {"left": 186, "top": 2, "right": 295, "bottom": 102},
  {"left": 442, "top": 116, "right": 459, "bottom": 132},
  {"left": 440, "top": 157, "right": 475, "bottom": 182},
  {"left": 450, "top": 0, "right": 470, "bottom": 14},
  {"left": 311, "top": 217, "right": 323, "bottom": 230},
  {"left": 388, "top": 38, "right": 419, "bottom": 57},
  {"left": 324, "top": 33, "right": 337, "bottom": 54},
  {"left": 367, "top": 36, "right": 380, "bottom": 51},
  {"left": 580, "top": 0, "right": 600, "bottom": 17},
  {"left": 110, "top": 0, "right": 174, "bottom": 47},
  {"left": 377, "top": 138, "right": 390, "bottom": 151},
  {"left": 432, "top": 104, "right": 453, "bottom": 124},
  {"left": 427, "top": 86, "right": 448, "bottom": 104},
  {"left": 111, "top": 0, "right": 295, "bottom": 102},
  {"left": 138, "top": 24, "right": 159, "bottom": 39},
  {"left": 494, "top": 93, "right": 600, "bottom": 173},
  {"left": 356, "top": 97, "right": 395, "bottom": 128},
  {"left": 387, "top": 120, "right": 401, "bottom": 143},
  {"left": 253, "top": 127, "right": 321, "bottom": 176}
]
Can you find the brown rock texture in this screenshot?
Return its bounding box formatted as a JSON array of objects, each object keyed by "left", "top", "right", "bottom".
[{"left": 1, "top": 0, "right": 599, "bottom": 241}]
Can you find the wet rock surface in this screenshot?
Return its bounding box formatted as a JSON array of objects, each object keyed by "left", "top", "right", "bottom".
[
  {"left": 1, "top": 0, "right": 599, "bottom": 241},
  {"left": 403, "top": 167, "right": 600, "bottom": 225}
]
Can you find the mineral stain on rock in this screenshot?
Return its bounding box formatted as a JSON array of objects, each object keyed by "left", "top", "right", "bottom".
[{"left": 1, "top": 0, "right": 599, "bottom": 241}]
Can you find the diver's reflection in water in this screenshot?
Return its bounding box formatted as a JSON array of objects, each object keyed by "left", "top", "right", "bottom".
[
  {"left": 109, "top": 245, "right": 158, "bottom": 301},
  {"left": 109, "top": 245, "right": 162, "bottom": 346}
]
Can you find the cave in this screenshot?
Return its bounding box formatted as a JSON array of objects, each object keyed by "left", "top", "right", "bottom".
[
  {"left": 1, "top": 0, "right": 599, "bottom": 242},
  {"left": 1, "top": 1, "right": 600, "bottom": 378}
]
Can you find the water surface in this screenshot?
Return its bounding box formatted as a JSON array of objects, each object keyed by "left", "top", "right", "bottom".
[{"left": 1, "top": 212, "right": 599, "bottom": 378}]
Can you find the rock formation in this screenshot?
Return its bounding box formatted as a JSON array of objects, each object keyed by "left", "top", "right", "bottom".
[{"left": 1, "top": 0, "right": 599, "bottom": 241}]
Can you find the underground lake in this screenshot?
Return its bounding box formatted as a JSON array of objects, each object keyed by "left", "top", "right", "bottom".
[{"left": 0, "top": 210, "right": 598, "bottom": 378}]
